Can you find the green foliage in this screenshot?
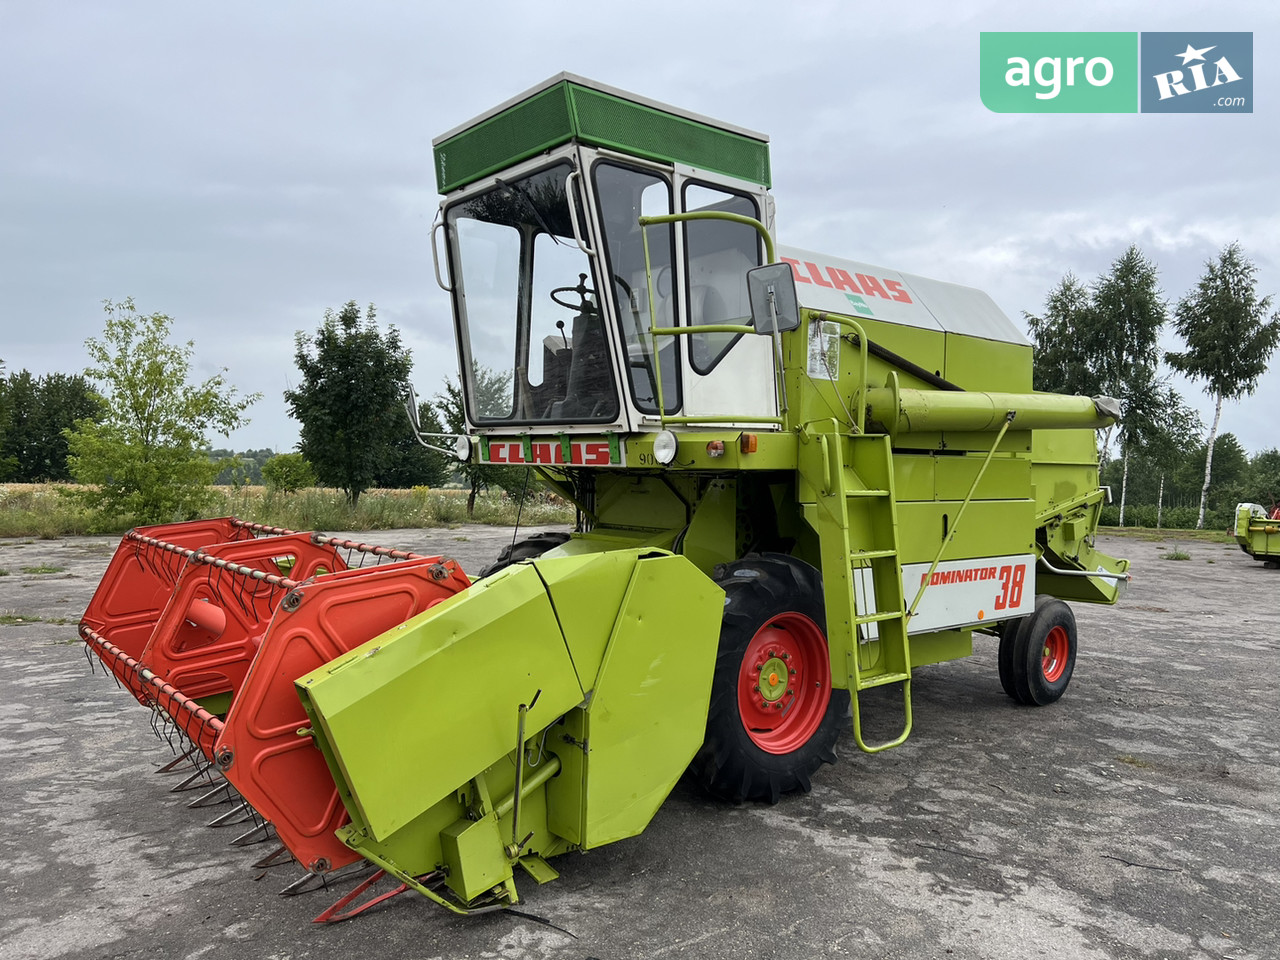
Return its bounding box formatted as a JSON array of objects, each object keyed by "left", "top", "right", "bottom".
[
  {"left": 1167, "top": 243, "right": 1280, "bottom": 527},
  {"left": 0, "top": 481, "right": 572, "bottom": 538},
  {"left": 0, "top": 484, "right": 97, "bottom": 538},
  {"left": 1026, "top": 248, "right": 1181, "bottom": 476},
  {"left": 284, "top": 302, "right": 417, "bottom": 506},
  {"left": 1167, "top": 243, "right": 1280, "bottom": 400},
  {"left": 374, "top": 402, "right": 451, "bottom": 490},
  {"left": 1098, "top": 433, "right": 1277, "bottom": 530},
  {"left": 212, "top": 485, "right": 571, "bottom": 533},
  {"left": 1025, "top": 273, "right": 1099, "bottom": 396},
  {"left": 437, "top": 370, "right": 529, "bottom": 516},
  {"left": 64, "top": 298, "right": 258, "bottom": 528},
  {"left": 261, "top": 452, "right": 316, "bottom": 492},
  {"left": 209, "top": 447, "right": 276, "bottom": 485},
  {"left": 0, "top": 369, "right": 102, "bottom": 481}
]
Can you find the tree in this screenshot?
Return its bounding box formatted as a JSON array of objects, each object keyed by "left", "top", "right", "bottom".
[
  {"left": 1246, "top": 448, "right": 1280, "bottom": 512},
  {"left": 0, "top": 359, "right": 14, "bottom": 480},
  {"left": 1026, "top": 247, "right": 1171, "bottom": 477},
  {"left": 1025, "top": 273, "right": 1099, "bottom": 396},
  {"left": 1134, "top": 388, "right": 1202, "bottom": 527},
  {"left": 261, "top": 452, "right": 316, "bottom": 492},
  {"left": 284, "top": 301, "right": 413, "bottom": 506},
  {"left": 0, "top": 370, "right": 103, "bottom": 482},
  {"left": 65, "top": 298, "right": 258, "bottom": 525},
  {"left": 437, "top": 368, "right": 527, "bottom": 516},
  {"left": 373, "top": 401, "right": 451, "bottom": 490},
  {"left": 1090, "top": 248, "right": 1168, "bottom": 520},
  {"left": 1167, "top": 243, "right": 1280, "bottom": 527}
]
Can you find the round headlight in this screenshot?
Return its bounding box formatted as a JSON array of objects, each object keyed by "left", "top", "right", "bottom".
[
  {"left": 652, "top": 430, "right": 678, "bottom": 465},
  {"left": 452, "top": 434, "right": 473, "bottom": 462}
]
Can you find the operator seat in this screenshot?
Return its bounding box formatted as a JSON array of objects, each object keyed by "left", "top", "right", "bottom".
[{"left": 551, "top": 306, "right": 612, "bottom": 419}]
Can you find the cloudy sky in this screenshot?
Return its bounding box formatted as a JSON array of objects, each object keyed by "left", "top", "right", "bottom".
[{"left": 3, "top": 1, "right": 1276, "bottom": 455}]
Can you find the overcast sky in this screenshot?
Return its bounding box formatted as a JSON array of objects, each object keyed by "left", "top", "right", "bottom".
[{"left": 2, "top": 1, "right": 1277, "bottom": 456}]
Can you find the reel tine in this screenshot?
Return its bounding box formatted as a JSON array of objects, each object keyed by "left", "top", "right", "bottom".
[
  {"left": 155, "top": 743, "right": 202, "bottom": 774},
  {"left": 232, "top": 821, "right": 276, "bottom": 847},
  {"left": 279, "top": 870, "right": 327, "bottom": 897},
  {"left": 188, "top": 781, "right": 236, "bottom": 809},
  {"left": 252, "top": 844, "right": 295, "bottom": 870},
  {"left": 170, "top": 760, "right": 215, "bottom": 793},
  {"left": 208, "top": 801, "right": 255, "bottom": 828}
]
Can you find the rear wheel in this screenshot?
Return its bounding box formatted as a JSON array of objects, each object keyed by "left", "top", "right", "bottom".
[
  {"left": 998, "top": 595, "right": 1077, "bottom": 705},
  {"left": 692, "top": 555, "right": 849, "bottom": 803},
  {"left": 477, "top": 531, "right": 571, "bottom": 578}
]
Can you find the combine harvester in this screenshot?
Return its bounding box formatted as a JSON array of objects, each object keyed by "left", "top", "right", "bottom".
[
  {"left": 82, "top": 74, "right": 1129, "bottom": 919},
  {"left": 1234, "top": 503, "right": 1280, "bottom": 566}
]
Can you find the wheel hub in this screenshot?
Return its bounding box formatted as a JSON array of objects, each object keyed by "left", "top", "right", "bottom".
[{"left": 757, "top": 656, "right": 789, "bottom": 702}]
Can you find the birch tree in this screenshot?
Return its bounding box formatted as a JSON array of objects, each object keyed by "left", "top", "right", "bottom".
[
  {"left": 1025, "top": 247, "right": 1170, "bottom": 475},
  {"left": 1167, "top": 243, "right": 1280, "bottom": 528}
]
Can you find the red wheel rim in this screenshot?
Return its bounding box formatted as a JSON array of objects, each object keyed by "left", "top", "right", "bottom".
[
  {"left": 737, "top": 612, "right": 832, "bottom": 754},
  {"left": 1041, "top": 625, "right": 1069, "bottom": 682}
]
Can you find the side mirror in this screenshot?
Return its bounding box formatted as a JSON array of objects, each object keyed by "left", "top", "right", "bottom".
[{"left": 747, "top": 263, "right": 800, "bottom": 334}]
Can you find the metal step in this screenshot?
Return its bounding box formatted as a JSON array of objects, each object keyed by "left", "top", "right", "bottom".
[
  {"left": 853, "top": 609, "right": 907, "bottom": 626},
  {"left": 857, "top": 671, "right": 912, "bottom": 689},
  {"left": 850, "top": 548, "right": 898, "bottom": 562}
]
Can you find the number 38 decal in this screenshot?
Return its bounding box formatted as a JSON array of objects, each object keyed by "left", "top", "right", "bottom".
[{"left": 993, "top": 564, "right": 1026, "bottom": 611}]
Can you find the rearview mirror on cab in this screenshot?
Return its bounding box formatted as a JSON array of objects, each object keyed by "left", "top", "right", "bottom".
[{"left": 747, "top": 263, "right": 800, "bottom": 334}]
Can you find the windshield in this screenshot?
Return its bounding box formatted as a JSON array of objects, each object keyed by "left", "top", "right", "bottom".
[{"left": 448, "top": 162, "right": 619, "bottom": 424}]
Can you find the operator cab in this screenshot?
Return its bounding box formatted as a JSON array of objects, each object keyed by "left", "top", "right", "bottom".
[{"left": 433, "top": 74, "right": 778, "bottom": 437}]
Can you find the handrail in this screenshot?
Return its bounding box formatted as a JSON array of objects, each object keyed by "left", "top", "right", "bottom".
[
  {"left": 637, "top": 210, "right": 775, "bottom": 263},
  {"left": 809, "top": 312, "right": 871, "bottom": 433},
  {"left": 635, "top": 209, "right": 778, "bottom": 427}
]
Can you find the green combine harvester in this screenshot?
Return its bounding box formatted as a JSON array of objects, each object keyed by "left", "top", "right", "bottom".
[
  {"left": 1235, "top": 503, "right": 1280, "bottom": 565},
  {"left": 81, "top": 74, "right": 1130, "bottom": 920}
]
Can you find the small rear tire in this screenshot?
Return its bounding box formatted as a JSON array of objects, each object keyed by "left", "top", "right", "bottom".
[
  {"left": 998, "top": 595, "right": 1077, "bottom": 705},
  {"left": 692, "top": 555, "right": 849, "bottom": 804}
]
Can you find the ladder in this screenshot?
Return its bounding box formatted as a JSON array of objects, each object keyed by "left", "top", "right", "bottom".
[{"left": 803, "top": 422, "right": 913, "bottom": 752}]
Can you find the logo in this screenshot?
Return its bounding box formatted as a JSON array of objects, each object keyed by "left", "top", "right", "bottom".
[
  {"left": 982, "top": 32, "right": 1253, "bottom": 114},
  {"left": 980, "top": 32, "right": 1138, "bottom": 113},
  {"left": 1140, "top": 33, "right": 1252, "bottom": 112},
  {"left": 780, "top": 257, "right": 914, "bottom": 316},
  {"left": 481, "top": 438, "right": 616, "bottom": 467}
]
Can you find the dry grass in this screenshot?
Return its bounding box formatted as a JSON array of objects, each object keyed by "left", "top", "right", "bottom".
[{"left": 0, "top": 482, "right": 573, "bottom": 538}]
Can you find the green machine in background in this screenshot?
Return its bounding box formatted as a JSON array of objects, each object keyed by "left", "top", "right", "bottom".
[{"left": 1235, "top": 503, "right": 1280, "bottom": 565}]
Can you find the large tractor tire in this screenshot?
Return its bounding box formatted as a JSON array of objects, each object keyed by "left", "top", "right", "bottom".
[
  {"left": 997, "top": 595, "right": 1077, "bottom": 706},
  {"left": 692, "top": 554, "right": 849, "bottom": 804},
  {"left": 478, "top": 531, "right": 572, "bottom": 578}
]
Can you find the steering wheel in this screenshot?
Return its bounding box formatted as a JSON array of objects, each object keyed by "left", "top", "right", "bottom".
[{"left": 550, "top": 273, "right": 597, "bottom": 311}]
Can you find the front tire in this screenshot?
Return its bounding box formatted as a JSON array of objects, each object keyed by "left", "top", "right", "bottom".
[
  {"left": 477, "top": 531, "right": 571, "bottom": 578},
  {"left": 692, "top": 555, "right": 849, "bottom": 803}
]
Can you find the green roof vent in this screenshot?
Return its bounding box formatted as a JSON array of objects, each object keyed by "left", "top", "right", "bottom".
[{"left": 433, "top": 73, "right": 771, "bottom": 194}]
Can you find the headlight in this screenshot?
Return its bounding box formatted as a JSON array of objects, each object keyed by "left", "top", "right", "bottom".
[
  {"left": 653, "top": 430, "right": 678, "bottom": 465},
  {"left": 453, "top": 435, "right": 473, "bottom": 462}
]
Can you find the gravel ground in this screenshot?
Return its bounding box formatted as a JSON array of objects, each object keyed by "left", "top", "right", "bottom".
[{"left": 0, "top": 527, "right": 1276, "bottom": 960}]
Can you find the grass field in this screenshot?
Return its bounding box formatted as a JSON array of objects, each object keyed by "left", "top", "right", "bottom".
[
  {"left": 0, "top": 483, "right": 1237, "bottom": 547},
  {"left": 0, "top": 483, "right": 574, "bottom": 538}
]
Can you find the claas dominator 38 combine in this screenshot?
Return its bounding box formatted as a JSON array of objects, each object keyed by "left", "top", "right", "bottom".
[{"left": 81, "top": 74, "right": 1129, "bottom": 919}]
